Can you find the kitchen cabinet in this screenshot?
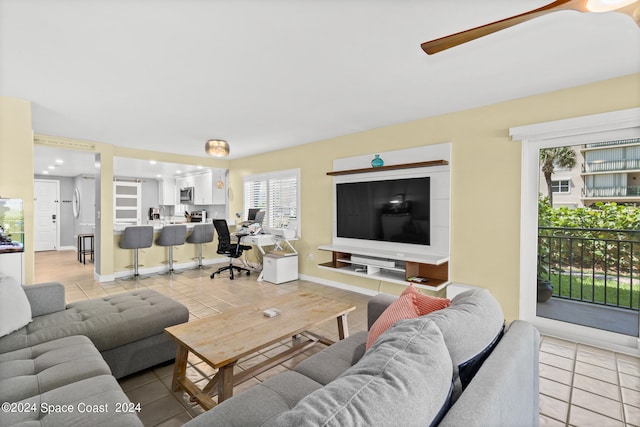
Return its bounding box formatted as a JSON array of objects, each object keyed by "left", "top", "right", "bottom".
[
  {"left": 158, "top": 178, "right": 176, "bottom": 205},
  {"left": 171, "top": 168, "right": 228, "bottom": 206},
  {"left": 192, "top": 171, "right": 213, "bottom": 205}
]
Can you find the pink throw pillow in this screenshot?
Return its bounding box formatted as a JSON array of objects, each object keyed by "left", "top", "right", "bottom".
[
  {"left": 404, "top": 283, "right": 451, "bottom": 315},
  {"left": 366, "top": 292, "right": 419, "bottom": 349},
  {"left": 366, "top": 284, "right": 451, "bottom": 350}
]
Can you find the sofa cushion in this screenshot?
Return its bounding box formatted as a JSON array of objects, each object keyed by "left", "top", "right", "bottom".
[
  {"left": 0, "top": 335, "right": 111, "bottom": 403},
  {"left": 366, "top": 284, "right": 450, "bottom": 349},
  {"left": 365, "top": 290, "right": 419, "bottom": 349},
  {"left": 0, "top": 375, "right": 142, "bottom": 427},
  {"left": 0, "top": 275, "right": 31, "bottom": 338},
  {"left": 268, "top": 317, "right": 453, "bottom": 427},
  {"left": 405, "top": 283, "right": 450, "bottom": 315},
  {"left": 0, "top": 289, "right": 188, "bottom": 354},
  {"left": 293, "top": 331, "right": 367, "bottom": 385},
  {"left": 424, "top": 288, "right": 504, "bottom": 401},
  {"left": 183, "top": 371, "right": 323, "bottom": 427}
]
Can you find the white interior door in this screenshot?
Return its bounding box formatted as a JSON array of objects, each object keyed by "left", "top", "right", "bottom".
[{"left": 34, "top": 180, "right": 59, "bottom": 251}]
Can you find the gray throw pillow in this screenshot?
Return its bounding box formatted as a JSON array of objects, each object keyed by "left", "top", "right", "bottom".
[{"left": 267, "top": 317, "right": 453, "bottom": 427}]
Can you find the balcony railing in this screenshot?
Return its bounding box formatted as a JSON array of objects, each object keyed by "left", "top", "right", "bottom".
[
  {"left": 538, "top": 226, "right": 639, "bottom": 311},
  {"left": 582, "top": 186, "right": 640, "bottom": 198},
  {"left": 583, "top": 159, "right": 640, "bottom": 173}
]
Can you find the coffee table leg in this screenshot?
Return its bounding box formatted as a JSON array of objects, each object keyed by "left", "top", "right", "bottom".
[
  {"left": 172, "top": 344, "right": 189, "bottom": 392},
  {"left": 217, "top": 363, "right": 235, "bottom": 403},
  {"left": 337, "top": 314, "right": 349, "bottom": 340}
]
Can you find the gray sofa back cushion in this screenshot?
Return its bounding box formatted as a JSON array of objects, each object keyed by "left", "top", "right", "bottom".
[
  {"left": 0, "top": 290, "right": 188, "bottom": 353},
  {"left": 267, "top": 317, "right": 453, "bottom": 427},
  {"left": 424, "top": 288, "right": 504, "bottom": 401}
]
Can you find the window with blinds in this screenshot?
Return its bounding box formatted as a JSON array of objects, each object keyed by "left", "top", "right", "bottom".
[{"left": 243, "top": 169, "right": 300, "bottom": 235}]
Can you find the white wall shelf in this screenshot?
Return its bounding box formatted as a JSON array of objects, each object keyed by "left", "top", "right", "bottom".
[{"left": 318, "top": 244, "right": 449, "bottom": 291}]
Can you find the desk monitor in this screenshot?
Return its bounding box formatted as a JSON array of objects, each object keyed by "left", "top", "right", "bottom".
[
  {"left": 247, "top": 208, "right": 260, "bottom": 222},
  {"left": 254, "top": 210, "right": 265, "bottom": 225}
]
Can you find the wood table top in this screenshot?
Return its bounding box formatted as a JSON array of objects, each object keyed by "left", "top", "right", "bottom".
[{"left": 164, "top": 290, "right": 356, "bottom": 368}]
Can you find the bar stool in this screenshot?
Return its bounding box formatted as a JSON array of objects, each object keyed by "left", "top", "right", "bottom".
[
  {"left": 156, "top": 224, "right": 187, "bottom": 274},
  {"left": 119, "top": 226, "right": 154, "bottom": 280},
  {"left": 77, "top": 233, "right": 94, "bottom": 264},
  {"left": 186, "top": 223, "right": 214, "bottom": 269}
]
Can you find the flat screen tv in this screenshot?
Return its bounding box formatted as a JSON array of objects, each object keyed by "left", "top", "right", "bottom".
[{"left": 336, "top": 177, "right": 430, "bottom": 246}]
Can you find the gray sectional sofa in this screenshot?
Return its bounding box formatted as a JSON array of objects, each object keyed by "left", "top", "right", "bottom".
[
  {"left": 0, "top": 276, "right": 189, "bottom": 427},
  {"left": 185, "top": 288, "right": 540, "bottom": 427}
]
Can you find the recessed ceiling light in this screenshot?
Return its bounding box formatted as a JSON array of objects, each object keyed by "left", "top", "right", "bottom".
[
  {"left": 156, "top": 174, "right": 162, "bottom": 178},
  {"left": 48, "top": 166, "right": 54, "bottom": 170},
  {"left": 55, "top": 159, "right": 63, "bottom": 164},
  {"left": 42, "top": 170, "right": 49, "bottom": 174},
  {"left": 196, "top": 165, "right": 203, "bottom": 169},
  {"left": 176, "top": 170, "right": 182, "bottom": 174},
  {"left": 149, "top": 160, "right": 157, "bottom": 165}
]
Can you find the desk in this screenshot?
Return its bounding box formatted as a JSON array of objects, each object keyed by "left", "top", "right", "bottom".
[{"left": 240, "top": 233, "right": 298, "bottom": 281}]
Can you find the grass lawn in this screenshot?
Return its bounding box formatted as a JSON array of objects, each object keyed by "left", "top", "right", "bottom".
[{"left": 548, "top": 273, "right": 639, "bottom": 310}]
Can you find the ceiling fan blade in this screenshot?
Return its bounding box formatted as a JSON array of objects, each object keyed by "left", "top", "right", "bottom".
[{"left": 421, "top": 0, "right": 588, "bottom": 55}]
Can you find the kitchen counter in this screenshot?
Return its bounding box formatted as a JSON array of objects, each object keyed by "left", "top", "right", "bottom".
[
  {"left": 112, "top": 219, "right": 236, "bottom": 276},
  {"left": 113, "top": 219, "right": 236, "bottom": 233}
]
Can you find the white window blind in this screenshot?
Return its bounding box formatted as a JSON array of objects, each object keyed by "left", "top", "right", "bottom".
[{"left": 243, "top": 169, "right": 300, "bottom": 235}]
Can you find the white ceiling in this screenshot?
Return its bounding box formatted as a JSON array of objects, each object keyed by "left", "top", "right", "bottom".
[{"left": 2, "top": 0, "right": 639, "bottom": 176}]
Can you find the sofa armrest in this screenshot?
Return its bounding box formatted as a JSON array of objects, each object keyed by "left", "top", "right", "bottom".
[
  {"left": 439, "top": 320, "right": 540, "bottom": 427},
  {"left": 22, "top": 282, "right": 66, "bottom": 317},
  {"left": 367, "top": 293, "right": 397, "bottom": 330}
]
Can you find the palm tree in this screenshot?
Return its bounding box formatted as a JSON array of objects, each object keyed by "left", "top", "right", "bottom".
[{"left": 539, "top": 147, "right": 577, "bottom": 207}]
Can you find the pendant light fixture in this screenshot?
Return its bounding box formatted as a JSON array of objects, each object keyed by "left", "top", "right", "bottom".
[
  {"left": 216, "top": 169, "right": 224, "bottom": 189},
  {"left": 205, "top": 139, "right": 230, "bottom": 157}
]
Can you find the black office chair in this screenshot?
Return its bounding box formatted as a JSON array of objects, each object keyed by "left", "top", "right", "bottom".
[{"left": 210, "top": 219, "right": 252, "bottom": 280}]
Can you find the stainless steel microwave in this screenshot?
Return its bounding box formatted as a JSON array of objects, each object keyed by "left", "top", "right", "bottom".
[{"left": 179, "top": 187, "right": 194, "bottom": 204}]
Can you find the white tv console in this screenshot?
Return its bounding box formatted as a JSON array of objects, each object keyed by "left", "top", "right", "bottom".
[
  {"left": 323, "top": 146, "right": 451, "bottom": 292},
  {"left": 318, "top": 244, "right": 449, "bottom": 291}
]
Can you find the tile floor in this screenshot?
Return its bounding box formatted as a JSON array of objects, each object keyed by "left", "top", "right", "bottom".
[{"left": 35, "top": 250, "right": 640, "bottom": 426}]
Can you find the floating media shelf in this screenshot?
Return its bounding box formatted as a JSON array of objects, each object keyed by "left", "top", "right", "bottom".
[
  {"left": 326, "top": 160, "right": 448, "bottom": 176},
  {"left": 318, "top": 245, "right": 449, "bottom": 291}
]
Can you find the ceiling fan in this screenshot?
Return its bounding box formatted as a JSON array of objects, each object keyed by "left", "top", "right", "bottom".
[{"left": 421, "top": 0, "right": 640, "bottom": 54}]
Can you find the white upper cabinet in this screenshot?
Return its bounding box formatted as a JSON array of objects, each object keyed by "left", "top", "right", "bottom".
[
  {"left": 192, "top": 171, "right": 213, "bottom": 205},
  {"left": 158, "top": 178, "right": 176, "bottom": 205}
]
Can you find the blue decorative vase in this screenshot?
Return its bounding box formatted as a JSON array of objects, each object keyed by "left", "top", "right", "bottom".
[{"left": 371, "top": 154, "right": 384, "bottom": 168}]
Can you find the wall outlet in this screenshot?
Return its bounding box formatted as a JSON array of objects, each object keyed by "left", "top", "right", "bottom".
[{"left": 308, "top": 252, "right": 314, "bottom": 261}]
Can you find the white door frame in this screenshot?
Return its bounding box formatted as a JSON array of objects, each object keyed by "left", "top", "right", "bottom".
[
  {"left": 34, "top": 179, "right": 61, "bottom": 251},
  {"left": 511, "top": 108, "right": 640, "bottom": 355}
]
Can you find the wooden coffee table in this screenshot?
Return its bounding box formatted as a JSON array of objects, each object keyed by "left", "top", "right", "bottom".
[{"left": 164, "top": 290, "right": 356, "bottom": 409}]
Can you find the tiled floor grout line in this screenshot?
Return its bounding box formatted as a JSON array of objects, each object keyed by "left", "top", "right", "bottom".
[
  {"left": 615, "top": 352, "right": 627, "bottom": 426},
  {"left": 565, "top": 342, "right": 578, "bottom": 425}
]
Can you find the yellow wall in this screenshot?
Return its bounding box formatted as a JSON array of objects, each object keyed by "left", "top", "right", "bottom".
[
  {"left": 227, "top": 73, "right": 640, "bottom": 321},
  {"left": 0, "top": 97, "right": 34, "bottom": 284}
]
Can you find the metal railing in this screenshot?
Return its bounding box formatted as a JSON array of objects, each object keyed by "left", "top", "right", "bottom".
[
  {"left": 583, "top": 159, "right": 640, "bottom": 173},
  {"left": 582, "top": 186, "right": 640, "bottom": 198},
  {"left": 538, "top": 226, "right": 639, "bottom": 311}
]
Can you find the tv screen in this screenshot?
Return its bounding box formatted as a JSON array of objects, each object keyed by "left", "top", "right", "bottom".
[{"left": 336, "top": 177, "right": 430, "bottom": 245}]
